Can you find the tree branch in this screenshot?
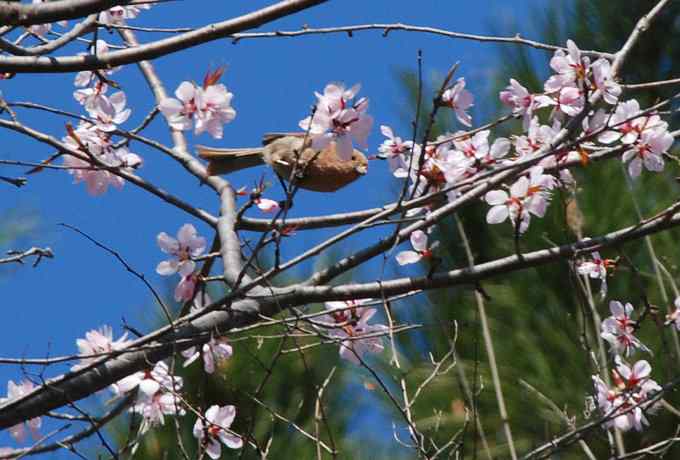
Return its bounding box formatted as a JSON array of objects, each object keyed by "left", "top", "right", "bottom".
[{"left": 0, "top": 0, "right": 329, "bottom": 73}]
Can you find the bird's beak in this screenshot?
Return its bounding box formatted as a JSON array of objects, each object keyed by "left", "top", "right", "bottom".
[{"left": 355, "top": 164, "right": 368, "bottom": 175}]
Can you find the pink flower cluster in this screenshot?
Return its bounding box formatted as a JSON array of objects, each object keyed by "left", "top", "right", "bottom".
[
  {"left": 577, "top": 251, "right": 616, "bottom": 298},
  {"left": 72, "top": 325, "right": 130, "bottom": 370},
  {"left": 112, "top": 360, "right": 186, "bottom": 434},
  {"left": 485, "top": 166, "right": 557, "bottom": 234},
  {"left": 592, "top": 359, "right": 661, "bottom": 432},
  {"left": 299, "top": 83, "right": 373, "bottom": 161},
  {"left": 181, "top": 293, "right": 234, "bottom": 374},
  {"left": 68, "top": 312, "right": 240, "bottom": 451},
  {"left": 156, "top": 223, "right": 207, "bottom": 302},
  {"left": 1, "top": 380, "right": 41, "bottom": 444},
  {"left": 62, "top": 46, "right": 141, "bottom": 195},
  {"left": 501, "top": 41, "right": 673, "bottom": 179},
  {"left": 396, "top": 230, "right": 438, "bottom": 265},
  {"left": 600, "top": 301, "right": 649, "bottom": 357},
  {"left": 99, "top": 4, "right": 152, "bottom": 26},
  {"left": 319, "top": 300, "right": 388, "bottom": 364},
  {"left": 159, "top": 68, "right": 236, "bottom": 139},
  {"left": 194, "top": 405, "right": 243, "bottom": 458}
]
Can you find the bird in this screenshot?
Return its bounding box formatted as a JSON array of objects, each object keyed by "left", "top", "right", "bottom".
[{"left": 196, "top": 133, "right": 368, "bottom": 193}]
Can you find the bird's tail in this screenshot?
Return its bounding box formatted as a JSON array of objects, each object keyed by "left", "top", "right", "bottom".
[{"left": 196, "top": 146, "right": 265, "bottom": 175}]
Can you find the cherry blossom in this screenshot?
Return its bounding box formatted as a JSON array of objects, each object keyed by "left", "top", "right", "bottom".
[
  {"left": 156, "top": 224, "right": 207, "bottom": 278},
  {"left": 590, "top": 58, "right": 621, "bottom": 104},
  {"left": 74, "top": 81, "right": 108, "bottom": 111},
  {"left": 485, "top": 167, "right": 556, "bottom": 234},
  {"left": 194, "top": 82, "right": 237, "bottom": 139},
  {"left": 99, "top": 4, "right": 151, "bottom": 26},
  {"left": 451, "top": 130, "right": 510, "bottom": 173},
  {"left": 320, "top": 300, "right": 388, "bottom": 365},
  {"left": 159, "top": 81, "right": 201, "bottom": 131},
  {"left": 601, "top": 301, "right": 649, "bottom": 357},
  {"left": 72, "top": 325, "right": 130, "bottom": 370},
  {"left": 112, "top": 361, "right": 182, "bottom": 398},
  {"left": 666, "top": 297, "right": 680, "bottom": 331},
  {"left": 62, "top": 123, "right": 142, "bottom": 196},
  {"left": 499, "top": 78, "right": 537, "bottom": 129},
  {"left": 378, "top": 125, "right": 412, "bottom": 178},
  {"left": 514, "top": 117, "right": 560, "bottom": 159},
  {"left": 621, "top": 126, "right": 672, "bottom": 178},
  {"left": 534, "top": 85, "right": 584, "bottom": 117},
  {"left": 598, "top": 99, "right": 667, "bottom": 145},
  {"left": 175, "top": 272, "right": 199, "bottom": 302},
  {"left": 134, "top": 391, "right": 185, "bottom": 434},
  {"left": 182, "top": 294, "right": 234, "bottom": 377},
  {"left": 545, "top": 40, "right": 589, "bottom": 92},
  {"left": 86, "top": 91, "right": 131, "bottom": 132},
  {"left": 193, "top": 405, "right": 243, "bottom": 458},
  {"left": 592, "top": 359, "right": 661, "bottom": 432},
  {"left": 254, "top": 197, "right": 280, "bottom": 213},
  {"left": 159, "top": 73, "right": 236, "bottom": 139},
  {"left": 1, "top": 380, "right": 41, "bottom": 443},
  {"left": 396, "top": 230, "right": 437, "bottom": 265},
  {"left": 299, "top": 82, "right": 373, "bottom": 161},
  {"left": 577, "top": 251, "right": 615, "bottom": 297},
  {"left": 441, "top": 77, "right": 474, "bottom": 127}
]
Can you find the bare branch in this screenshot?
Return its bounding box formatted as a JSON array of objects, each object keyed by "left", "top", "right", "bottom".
[
  {"left": 0, "top": 0, "right": 329, "bottom": 73},
  {"left": 0, "top": 246, "right": 53, "bottom": 267}
]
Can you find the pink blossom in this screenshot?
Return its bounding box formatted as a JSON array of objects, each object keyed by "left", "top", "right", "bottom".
[
  {"left": 62, "top": 123, "right": 142, "bottom": 196},
  {"left": 441, "top": 77, "right": 474, "bottom": 127},
  {"left": 601, "top": 301, "right": 649, "bottom": 357},
  {"left": 175, "top": 272, "right": 199, "bottom": 302},
  {"left": 73, "top": 325, "right": 130, "bottom": 370},
  {"left": 133, "top": 391, "right": 185, "bottom": 434},
  {"left": 299, "top": 82, "right": 373, "bottom": 161},
  {"left": 99, "top": 4, "right": 151, "bottom": 25},
  {"left": 590, "top": 58, "right": 621, "bottom": 104},
  {"left": 159, "top": 77, "right": 236, "bottom": 139},
  {"left": 1, "top": 380, "right": 41, "bottom": 443},
  {"left": 598, "top": 99, "right": 667, "bottom": 146},
  {"left": 622, "top": 127, "right": 672, "bottom": 178},
  {"left": 396, "top": 230, "right": 437, "bottom": 265},
  {"left": 514, "top": 117, "right": 560, "bottom": 159},
  {"left": 156, "top": 224, "right": 206, "bottom": 277},
  {"left": 666, "top": 297, "right": 680, "bottom": 330},
  {"left": 159, "top": 81, "right": 200, "bottom": 132},
  {"left": 87, "top": 91, "right": 131, "bottom": 132},
  {"left": 194, "top": 83, "right": 237, "bottom": 139},
  {"left": 193, "top": 405, "right": 243, "bottom": 458},
  {"left": 452, "top": 130, "right": 510, "bottom": 171},
  {"left": 254, "top": 197, "right": 280, "bottom": 213},
  {"left": 112, "top": 361, "right": 182, "bottom": 398},
  {"left": 577, "top": 251, "right": 615, "bottom": 298},
  {"left": 182, "top": 335, "right": 233, "bottom": 374},
  {"left": 499, "top": 79, "right": 536, "bottom": 129},
  {"left": 378, "top": 125, "right": 412, "bottom": 178},
  {"left": 320, "top": 300, "right": 388, "bottom": 365},
  {"left": 592, "top": 359, "right": 661, "bottom": 432},
  {"left": 534, "top": 85, "right": 584, "bottom": 117},
  {"left": 545, "top": 40, "right": 589, "bottom": 92},
  {"left": 485, "top": 167, "right": 555, "bottom": 234},
  {"left": 74, "top": 81, "right": 108, "bottom": 111}
]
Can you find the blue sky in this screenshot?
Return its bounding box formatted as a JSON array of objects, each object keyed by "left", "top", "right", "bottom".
[{"left": 0, "top": 0, "right": 548, "bottom": 456}]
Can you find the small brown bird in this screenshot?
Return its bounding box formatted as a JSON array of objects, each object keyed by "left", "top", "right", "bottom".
[{"left": 196, "top": 133, "right": 368, "bottom": 193}]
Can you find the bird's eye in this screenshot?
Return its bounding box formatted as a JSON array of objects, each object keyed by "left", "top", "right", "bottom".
[{"left": 351, "top": 155, "right": 356, "bottom": 160}]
